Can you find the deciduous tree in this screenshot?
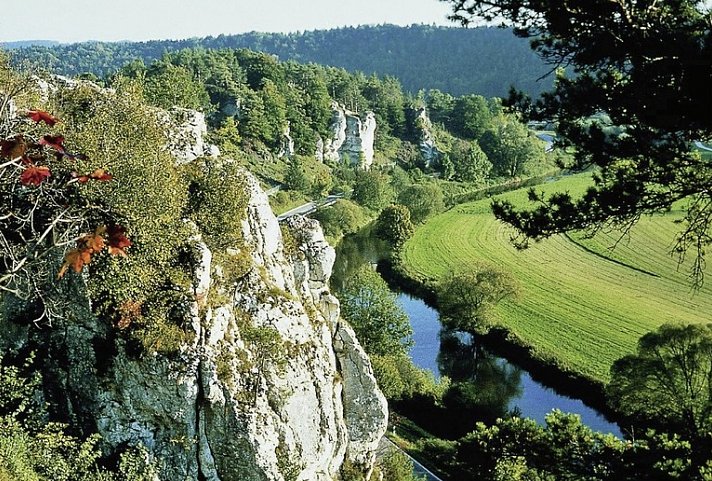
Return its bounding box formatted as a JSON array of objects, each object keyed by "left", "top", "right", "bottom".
[
  {"left": 338, "top": 265, "right": 413, "bottom": 357},
  {"left": 438, "top": 264, "right": 519, "bottom": 333},
  {"left": 374, "top": 204, "right": 415, "bottom": 248},
  {"left": 607, "top": 323, "right": 712, "bottom": 471},
  {"left": 398, "top": 183, "right": 445, "bottom": 224}
]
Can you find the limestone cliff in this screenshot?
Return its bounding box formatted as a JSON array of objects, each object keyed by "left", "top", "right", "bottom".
[
  {"left": 0, "top": 81, "right": 388, "bottom": 480},
  {"left": 160, "top": 107, "right": 220, "bottom": 163},
  {"left": 322, "top": 102, "right": 376, "bottom": 169},
  {"left": 0, "top": 171, "right": 387, "bottom": 481}
]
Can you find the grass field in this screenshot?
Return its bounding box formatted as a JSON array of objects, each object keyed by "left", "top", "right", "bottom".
[{"left": 400, "top": 173, "right": 712, "bottom": 383}]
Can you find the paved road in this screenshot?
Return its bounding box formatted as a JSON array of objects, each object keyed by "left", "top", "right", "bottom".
[
  {"left": 276, "top": 194, "right": 343, "bottom": 222},
  {"left": 378, "top": 437, "right": 445, "bottom": 481},
  {"left": 694, "top": 141, "right": 712, "bottom": 152},
  {"left": 536, "top": 133, "right": 555, "bottom": 152}
]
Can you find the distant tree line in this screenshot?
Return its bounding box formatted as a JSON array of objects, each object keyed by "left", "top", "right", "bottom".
[{"left": 7, "top": 25, "right": 552, "bottom": 98}]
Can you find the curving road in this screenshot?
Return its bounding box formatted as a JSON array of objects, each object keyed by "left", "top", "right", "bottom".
[
  {"left": 695, "top": 141, "right": 712, "bottom": 152},
  {"left": 276, "top": 194, "right": 343, "bottom": 222}
]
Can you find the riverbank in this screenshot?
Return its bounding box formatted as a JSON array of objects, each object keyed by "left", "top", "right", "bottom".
[
  {"left": 396, "top": 173, "right": 712, "bottom": 383},
  {"left": 378, "top": 258, "right": 627, "bottom": 430}
]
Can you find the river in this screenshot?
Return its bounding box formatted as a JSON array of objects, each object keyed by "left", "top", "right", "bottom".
[{"left": 332, "top": 228, "right": 622, "bottom": 437}]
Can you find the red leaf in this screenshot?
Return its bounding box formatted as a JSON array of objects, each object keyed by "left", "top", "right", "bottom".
[
  {"left": 39, "top": 135, "right": 65, "bottom": 153},
  {"left": 58, "top": 248, "right": 92, "bottom": 278},
  {"left": 72, "top": 168, "right": 112, "bottom": 183},
  {"left": 106, "top": 225, "right": 131, "bottom": 256},
  {"left": 20, "top": 164, "right": 51, "bottom": 186},
  {"left": 89, "top": 168, "right": 113, "bottom": 181},
  {"left": 78, "top": 226, "right": 107, "bottom": 253},
  {"left": 26, "top": 110, "right": 59, "bottom": 126},
  {"left": 72, "top": 171, "right": 91, "bottom": 183},
  {"left": 0, "top": 135, "right": 27, "bottom": 159}
]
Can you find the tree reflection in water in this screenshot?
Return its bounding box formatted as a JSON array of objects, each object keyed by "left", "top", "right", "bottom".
[
  {"left": 438, "top": 330, "right": 523, "bottom": 434},
  {"left": 330, "top": 226, "right": 388, "bottom": 292}
]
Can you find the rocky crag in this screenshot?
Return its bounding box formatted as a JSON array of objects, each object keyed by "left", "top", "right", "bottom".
[
  {"left": 413, "top": 107, "right": 441, "bottom": 169},
  {"left": 0, "top": 79, "right": 388, "bottom": 481},
  {"left": 320, "top": 102, "right": 376, "bottom": 169}
]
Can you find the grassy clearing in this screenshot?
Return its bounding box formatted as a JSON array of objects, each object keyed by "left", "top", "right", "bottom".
[{"left": 400, "top": 173, "right": 712, "bottom": 383}]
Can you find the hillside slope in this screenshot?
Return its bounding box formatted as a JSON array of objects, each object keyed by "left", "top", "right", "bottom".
[
  {"left": 8, "top": 25, "right": 552, "bottom": 98},
  {"left": 399, "top": 174, "right": 712, "bottom": 382}
]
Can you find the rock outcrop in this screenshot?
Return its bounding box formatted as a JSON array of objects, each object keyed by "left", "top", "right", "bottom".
[
  {"left": 414, "top": 107, "right": 441, "bottom": 169},
  {"left": 323, "top": 102, "right": 376, "bottom": 169},
  {"left": 162, "top": 107, "right": 220, "bottom": 163},
  {"left": 0, "top": 81, "right": 388, "bottom": 480},
  {"left": 277, "top": 122, "right": 295, "bottom": 159}
]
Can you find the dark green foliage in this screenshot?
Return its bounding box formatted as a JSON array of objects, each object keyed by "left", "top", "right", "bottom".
[
  {"left": 257, "top": 79, "right": 288, "bottom": 147},
  {"left": 456, "top": 412, "right": 627, "bottom": 480},
  {"left": 284, "top": 156, "right": 310, "bottom": 193},
  {"left": 398, "top": 184, "right": 445, "bottom": 224},
  {"left": 338, "top": 265, "right": 412, "bottom": 357},
  {"left": 449, "top": 139, "right": 492, "bottom": 182},
  {"left": 445, "top": 0, "right": 712, "bottom": 283},
  {"left": 362, "top": 75, "right": 407, "bottom": 137},
  {"left": 0, "top": 355, "right": 156, "bottom": 481},
  {"left": 425, "top": 89, "right": 455, "bottom": 126},
  {"left": 478, "top": 115, "right": 546, "bottom": 178},
  {"left": 450, "top": 94, "right": 491, "bottom": 140},
  {"left": 375, "top": 205, "right": 415, "bottom": 248},
  {"left": 607, "top": 323, "right": 712, "bottom": 470},
  {"left": 437, "top": 265, "right": 519, "bottom": 333},
  {"left": 142, "top": 61, "right": 212, "bottom": 111},
  {"left": 10, "top": 26, "right": 551, "bottom": 98},
  {"left": 351, "top": 170, "right": 394, "bottom": 211}
]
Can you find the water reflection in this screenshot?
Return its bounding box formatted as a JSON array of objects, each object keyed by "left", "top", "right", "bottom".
[
  {"left": 332, "top": 229, "right": 623, "bottom": 437},
  {"left": 438, "top": 331, "right": 523, "bottom": 426},
  {"left": 330, "top": 226, "right": 387, "bottom": 292}
]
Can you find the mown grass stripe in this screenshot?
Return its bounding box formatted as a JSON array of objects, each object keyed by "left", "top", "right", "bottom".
[{"left": 400, "top": 173, "right": 712, "bottom": 383}]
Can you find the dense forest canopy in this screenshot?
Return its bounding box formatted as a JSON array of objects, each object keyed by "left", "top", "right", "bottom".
[{"left": 6, "top": 25, "right": 552, "bottom": 98}]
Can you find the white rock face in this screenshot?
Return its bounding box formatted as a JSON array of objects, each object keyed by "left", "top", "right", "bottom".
[
  {"left": 324, "top": 102, "right": 377, "bottom": 169},
  {"left": 315, "top": 136, "right": 325, "bottom": 163},
  {"left": 277, "top": 122, "right": 295, "bottom": 158},
  {"left": 161, "top": 107, "right": 210, "bottom": 164},
  {"left": 415, "top": 107, "right": 441, "bottom": 168},
  {"left": 2, "top": 171, "right": 387, "bottom": 481}
]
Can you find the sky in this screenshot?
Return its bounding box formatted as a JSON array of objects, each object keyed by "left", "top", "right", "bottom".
[{"left": 0, "top": 0, "right": 456, "bottom": 44}]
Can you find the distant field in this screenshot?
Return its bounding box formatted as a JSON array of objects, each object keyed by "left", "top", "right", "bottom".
[{"left": 400, "top": 173, "right": 712, "bottom": 383}]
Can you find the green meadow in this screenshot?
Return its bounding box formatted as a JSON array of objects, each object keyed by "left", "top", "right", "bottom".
[{"left": 400, "top": 173, "right": 712, "bottom": 383}]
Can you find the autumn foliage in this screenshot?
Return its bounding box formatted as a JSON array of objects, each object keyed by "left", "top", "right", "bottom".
[
  {"left": 0, "top": 101, "right": 132, "bottom": 322},
  {"left": 58, "top": 225, "right": 132, "bottom": 278}
]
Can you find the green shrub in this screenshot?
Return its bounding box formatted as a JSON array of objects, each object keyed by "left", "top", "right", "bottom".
[
  {"left": 312, "top": 199, "right": 368, "bottom": 239},
  {"left": 0, "top": 355, "right": 156, "bottom": 481},
  {"left": 379, "top": 449, "right": 425, "bottom": 481}
]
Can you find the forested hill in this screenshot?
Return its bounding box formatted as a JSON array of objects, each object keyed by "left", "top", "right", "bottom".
[
  {"left": 7, "top": 25, "right": 552, "bottom": 98},
  {"left": 0, "top": 40, "right": 60, "bottom": 49}
]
